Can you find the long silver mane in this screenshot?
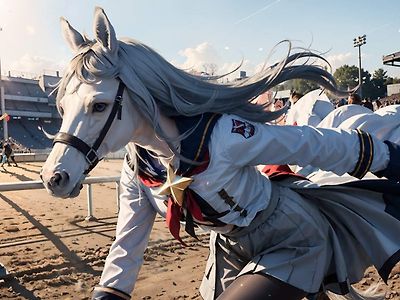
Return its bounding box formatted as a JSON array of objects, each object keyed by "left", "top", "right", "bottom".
[
  {"left": 56, "top": 37, "right": 345, "bottom": 168},
  {"left": 57, "top": 37, "right": 343, "bottom": 120}
]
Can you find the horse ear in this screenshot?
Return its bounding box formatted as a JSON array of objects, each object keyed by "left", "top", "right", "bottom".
[
  {"left": 93, "top": 7, "right": 118, "bottom": 54},
  {"left": 60, "top": 17, "right": 85, "bottom": 53}
]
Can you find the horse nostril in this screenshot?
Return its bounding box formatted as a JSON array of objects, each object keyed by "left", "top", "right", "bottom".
[
  {"left": 49, "top": 171, "right": 69, "bottom": 187},
  {"left": 50, "top": 173, "right": 62, "bottom": 185}
]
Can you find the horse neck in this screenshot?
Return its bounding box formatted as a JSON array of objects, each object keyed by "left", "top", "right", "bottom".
[{"left": 131, "top": 110, "right": 179, "bottom": 168}]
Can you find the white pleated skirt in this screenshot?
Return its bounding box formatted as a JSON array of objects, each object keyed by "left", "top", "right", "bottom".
[{"left": 200, "top": 179, "right": 400, "bottom": 299}]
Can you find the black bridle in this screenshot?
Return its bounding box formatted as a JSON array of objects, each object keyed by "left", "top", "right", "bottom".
[{"left": 53, "top": 80, "right": 126, "bottom": 175}]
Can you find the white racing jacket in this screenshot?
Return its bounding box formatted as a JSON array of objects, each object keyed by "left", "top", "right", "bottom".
[{"left": 99, "top": 113, "right": 390, "bottom": 295}]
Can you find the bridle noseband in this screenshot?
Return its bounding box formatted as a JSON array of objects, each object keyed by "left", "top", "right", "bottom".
[{"left": 53, "top": 80, "right": 126, "bottom": 175}]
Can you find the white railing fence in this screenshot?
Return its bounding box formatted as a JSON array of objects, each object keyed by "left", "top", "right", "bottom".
[
  {"left": 0, "top": 176, "right": 121, "bottom": 221},
  {"left": 12, "top": 148, "right": 127, "bottom": 162}
]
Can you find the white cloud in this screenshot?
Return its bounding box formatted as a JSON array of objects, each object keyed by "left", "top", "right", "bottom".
[
  {"left": 6, "top": 54, "right": 66, "bottom": 76},
  {"left": 178, "top": 42, "right": 222, "bottom": 73},
  {"left": 176, "top": 42, "right": 359, "bottom": 83},
  {"left": 26, "top": 25, "right": 36, "bottom": 35},
  {"left": 326, "top": 52, "right": 353, "bottom": 71},
  {"left": 177, "top": 41, "right": 349, "bottom": 82},
  {"left": 177, "top": 42, "right": 264, "bottom": 81}
]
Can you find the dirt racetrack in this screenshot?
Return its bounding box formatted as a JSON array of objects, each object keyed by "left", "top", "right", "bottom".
[
  {"left": 0, "top": 160, "right": 400, "bottom": 299},
  {"left": 0, "top": 160, "right": 207, "bottom": 299}
]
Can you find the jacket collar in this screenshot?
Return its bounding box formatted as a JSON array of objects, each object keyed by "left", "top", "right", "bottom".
[{"left": 175, "top": 113, "right": 221, "bottom": 175}]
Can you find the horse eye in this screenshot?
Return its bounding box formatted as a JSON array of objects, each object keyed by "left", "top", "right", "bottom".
[{"left": 93, "top": 103, "right": 108, "bottom": 113}]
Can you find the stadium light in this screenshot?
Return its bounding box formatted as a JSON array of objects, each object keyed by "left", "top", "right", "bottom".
[{"left": 353, "top": 34, "right": 367, "bottom": 99}]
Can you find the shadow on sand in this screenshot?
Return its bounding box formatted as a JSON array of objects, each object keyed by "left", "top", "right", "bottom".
[
  {"left": 0, "top": 194, "right": 102, "bottom": 295},
  {"left": 1, "top": 166, "right": 35, "bottom": 181}
]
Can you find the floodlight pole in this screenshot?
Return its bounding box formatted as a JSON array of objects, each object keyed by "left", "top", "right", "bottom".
[
  {"left": 353, "top": 34, "right": 367, "bottom": 99},
  {"left": 357, "top": 45, "right": 362, "bottom": 98}
]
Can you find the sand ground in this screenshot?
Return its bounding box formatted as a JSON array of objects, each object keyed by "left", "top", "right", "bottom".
[
  {"left": 0, "top": 160, "right": 399, "bottom": 299},
  {"left": 0, "top": 160, "right": 207, "bottom": 299}
]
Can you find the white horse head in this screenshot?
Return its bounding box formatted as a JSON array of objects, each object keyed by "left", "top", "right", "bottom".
[
  {"left": 41, "top": 7, "right": 348, "bottom": 198},
  {"left": 41, "top": 8, "right": 150, "bottom": 198}
]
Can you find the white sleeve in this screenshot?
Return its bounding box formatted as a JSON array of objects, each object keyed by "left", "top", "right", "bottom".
[
  {"left": 99, "top": 159, "right": 157, "bottom": 295},
  {"left": 214, "top": 115, "right": 389, "bottom": 176}
]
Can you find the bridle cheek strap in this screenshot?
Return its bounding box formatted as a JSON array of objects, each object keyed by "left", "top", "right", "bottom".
[
  {"left": 53, "top": 80, "right": 125, "bottom": 175},
  {"left": 53, "top": 132, "right": 100, "bottom": 174}
]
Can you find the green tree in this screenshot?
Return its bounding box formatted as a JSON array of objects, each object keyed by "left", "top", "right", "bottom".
[
  {"left": 370, "top": 68, "right": 388, "bottom": 99},
  {"left": 334, "top": 65, "right": 374, "bottom": 99},
  {"left": 373, "top": 68, "right": 388, "bottom": 81},
  {"left": 333, "top": 65, "right": 359, "bottom": 90},
  {"left": 274, "top": 79, "right": 318, "bottom": 95},
  {"left": 361, "top": 70, "right": 376, "bottom": 99},
  {"left": 292, "top": 79, "right": 319, "bottom": 95}
]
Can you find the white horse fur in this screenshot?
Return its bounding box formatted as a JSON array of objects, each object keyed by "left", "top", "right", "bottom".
[{"left": 40, "top": 7, "right": 382, "bottom": 299}]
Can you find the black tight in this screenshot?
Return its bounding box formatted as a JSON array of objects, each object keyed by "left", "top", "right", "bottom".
[{"left": 217, "top": 273, "right": 307, "bottom": 300}]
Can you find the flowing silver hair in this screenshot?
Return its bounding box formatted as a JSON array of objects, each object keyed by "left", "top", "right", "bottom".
[
  {"left": 56, "top": 33, "right": 350, "bottom": 172},
  {"left": 57, "top": 38, "right": 345, "bottom": 133}
]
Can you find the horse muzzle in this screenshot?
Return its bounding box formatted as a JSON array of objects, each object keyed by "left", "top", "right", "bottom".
[{"left": 41, "top": 170, "right": 84, "bottom": 198}]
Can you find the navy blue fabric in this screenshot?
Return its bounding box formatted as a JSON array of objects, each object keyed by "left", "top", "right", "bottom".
[
  {"left": 136, "top": 113, "right": 225, "bottom": 229},
  {"left": 92, "top": 288, "right": 130, "bottom": 300},
  {"left": 339, "top": 178, "right": 400, "bottom": 195},
  {"left": 331, "top": 178, "right": 400, "bottom": 283},
  {"left": 373, "top": 140, "right": 400, "bottom": 182},
  {"left": 384, "top": 193, "right": 400, "bottom": 221},
  {"left": 379, "top": 249, "right": 400, "bottom": 283},
  {"left": 338, "top": 179, "right": 400, "bottom": 223},
  {"left": 137, "top": 113, "right": 221, "bottom": 179},
  {"left": 174, "top": 113, "right": 221, "bottom": 175},
  {"left": 348, "top": 130, "right": 374, "bottom": 179},
  {"left": 137, "top": 148, "right": 167, "bottom": 182}
]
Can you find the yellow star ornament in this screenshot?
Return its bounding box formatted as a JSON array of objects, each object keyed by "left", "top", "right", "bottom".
[{"left": 157, "top": 165, "right": 194, "bottom": 206}]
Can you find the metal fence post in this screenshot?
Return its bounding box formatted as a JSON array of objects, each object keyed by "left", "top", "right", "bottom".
[
  {"left": 115, "top": 181, "right": 120, "bottom": 214},
  {"left": 85, "top": 183, "right": 96, "bottom": 221}
]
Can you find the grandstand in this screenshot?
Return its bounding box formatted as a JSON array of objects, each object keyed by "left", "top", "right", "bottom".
[{"left": 0, "top": 73, "right": 62, "bottom": 150}]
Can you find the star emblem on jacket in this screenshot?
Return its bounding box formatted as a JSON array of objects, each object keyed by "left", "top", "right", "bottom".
[{"left": 157, "top": 165, "right": 193, "bottom": 206}]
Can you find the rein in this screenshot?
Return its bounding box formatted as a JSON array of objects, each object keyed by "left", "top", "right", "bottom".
[{"left": 53, "top": 80, "right": 125, "bottom": 175}]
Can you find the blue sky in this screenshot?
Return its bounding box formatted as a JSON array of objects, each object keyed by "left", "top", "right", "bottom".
[{"left": 1, "top": 0, "right": 400, "bottom": 79}]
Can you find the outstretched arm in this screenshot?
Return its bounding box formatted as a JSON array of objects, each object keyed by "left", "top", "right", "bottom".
[
  {"left": 213, "top": 115, "right": 391, "bottom": 179},
  {"left": 94, "top": 158, "right": 157, "bottom": 299}
]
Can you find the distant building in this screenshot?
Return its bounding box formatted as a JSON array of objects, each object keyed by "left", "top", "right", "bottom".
[
  {"left": 383, "top": 50, "right": 400, "bottom": 97},
  {"left": 383, "top": 51, "right": 400, "bottom": 67},
  {"left": 1, "top": 75, "right": 60, "bottom": 118},
  {"left": 234, "top": 71, "right": 248, "bottom": 81},
  {"left": 387, "top": 83, "right": 400, "bottom": 96},
  {"left": 0, "top": 72, "right": 62, "bottom": 149}
]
